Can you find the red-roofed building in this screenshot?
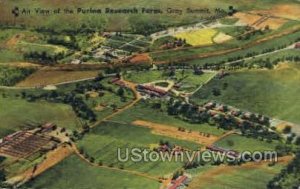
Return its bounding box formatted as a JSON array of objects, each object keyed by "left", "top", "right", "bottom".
[
  {"left": 110, "top": 78, "right": 126, "bottom": 87},
  {"left": 137, "top": 84, "right": 168, "bottom": 97},
  {"left": 168, "top": 175, "right": 188, "bottom": 189}
]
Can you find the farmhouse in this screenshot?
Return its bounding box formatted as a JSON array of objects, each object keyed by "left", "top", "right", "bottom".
[{"left": 110, "top": 78, "right": 126, "bottom": 87}]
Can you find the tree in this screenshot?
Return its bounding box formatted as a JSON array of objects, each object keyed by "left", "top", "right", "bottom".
[
  {"left": 283, "top": 126, "right": 292, "bottom": 134},
  {"left": 295, "top": 137, "right": 300, "bottom": 146},
  {"left": 0, "top": 169, "right": 5, "bottom": 182},
  {"left": 212, "top": 88, "right": 221, "bottom": 96},
  {"left": 117, "top": 87, "right": 125, "bottom": 97}
]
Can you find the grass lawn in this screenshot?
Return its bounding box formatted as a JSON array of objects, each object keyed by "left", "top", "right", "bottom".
[
  {"left": 124, "top": 69, "right": 216, "bottom": 93},
  {"left": 218, "top": 17, "right": 239, "bottom": 25},
  {"left": 192, "top": 63, "right": 300, "bottom": 124},
  {"left": 188, "top": 162, "right": 285, "bottom": 189},
  {"left": 77, "top": 121, "right": 199, "bottom": 176},
  {"left": 214, "top": 134, "right": 278, "bottom": 152},
  {"left": 111, "top": 101, "right": 226, "bottom": 136},
  {"left": 0, "top": 96, "right": 81, "bottom": 137},
  {"left": 26, "top": 155, "right": 160, "bottom": 189},
  {"left": 124, "top": 70, "right": 164, "bottom": 84},
  {"left": 0, "top": 49, "right": 23, "bottom": 62}
]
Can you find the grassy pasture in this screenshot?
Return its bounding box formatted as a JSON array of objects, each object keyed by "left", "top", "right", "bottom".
[
  {"left": 0, "top": 96, "right": 81, "bottom": 137},
  {"left": 77, "top": 122, "right": 200, "bottom": 176},
  {"left": 188, "top": 162, "right": 286, "bottom": 189},
  {"left": 26, "top": 155, "right": 160, "bottom": 189},
  {"left": 214, "top": 134, "right": 278, "bottom": 152},
  {"left": 0, "top": 28, "right": 71, "bottom": 63},
  {"left": 111, "top": 101, "right": 226, "bottom": 136},
  {"left": 191, "top": 63, "right": 300, "bottom": 124}
]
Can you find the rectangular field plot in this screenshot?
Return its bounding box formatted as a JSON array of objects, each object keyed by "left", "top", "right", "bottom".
[{"left": 76, "top": 122, "right": 200, "bottom": 176}]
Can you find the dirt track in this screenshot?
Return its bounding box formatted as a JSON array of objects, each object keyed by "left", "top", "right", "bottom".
[
  {"left": 7, "top": 144, "right": 73, "bottom": 186},
  {"left": 132, "top": 120, "right": 219, "bottom": 146}
]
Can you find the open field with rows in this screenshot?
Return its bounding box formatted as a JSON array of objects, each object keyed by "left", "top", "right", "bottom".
[
  {"left": 76, "top": 121, "right": 200, "bottom": 176},
  {"left": 0, "top": 1, "right": 299, "bottom": 188}
]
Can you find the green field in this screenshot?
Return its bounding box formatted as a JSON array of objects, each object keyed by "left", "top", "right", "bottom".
[
  {"left": 0, "top": 28, "right": 72, "bottom": 63},
  {"left": 111, "top": 101, "right": 226, "bottom": 136},
  {"left": 192, "top": 63, "right": 300, "bottom": 124},
  {"left": 214, "top": 134, "right": 278, "bottom": 152},
  {"left": 188, "top": 163, "right": 286, "bottom": 189},
  {"left": 77, "top": 121, "right": 199, "bottom": 176},
  {"left": 26, "top": 155, "right": 160, "bottom": 189},
  {"left": 124, "top": 69, "right": 216, "bottom": 93},
  {"left": 0, "top": 96, "right": 81, "bottom": 137}
]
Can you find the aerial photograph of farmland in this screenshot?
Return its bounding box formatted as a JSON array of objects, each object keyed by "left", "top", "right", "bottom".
[{"left": 0, "top": 0, "right": 300, "bottom": 188}]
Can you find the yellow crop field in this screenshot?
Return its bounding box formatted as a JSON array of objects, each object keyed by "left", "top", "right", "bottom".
[{"left": 174, "top": 28, "right": 217, "bottom": 46}]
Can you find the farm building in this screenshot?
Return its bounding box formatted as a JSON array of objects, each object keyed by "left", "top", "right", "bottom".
[
  {"left": 137, "top": 84, "right": 168, "bottom": 97},
  {"left": 40, "top": 123, "right": 57, "bottom": 132},
  {"left": 110, "top": 78, "right": 126, "bottom": 87},
  {"left": 70, "top": 59, "right": 82, "bottom": 64},
  {"left": 167, "top": 175, "right": 190, "bottom": 189},
  {"left": 295, "top": 43, "right": 300, "bottom": 49}
]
